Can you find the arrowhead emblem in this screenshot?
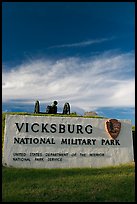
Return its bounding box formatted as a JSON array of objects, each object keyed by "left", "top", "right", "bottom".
[{"left": 105, "top": 119, "right": 121, "bottom": 139}]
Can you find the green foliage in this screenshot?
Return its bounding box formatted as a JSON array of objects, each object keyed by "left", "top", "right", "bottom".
[
  {"left": 132, "top": 126, "right": 135, "bottom": 131},
  {"left": 83, "top": 115, "right": 106, "bottom": 119},
  {"left": 2, "top": 163, "right": 135, "bottom": 202}
]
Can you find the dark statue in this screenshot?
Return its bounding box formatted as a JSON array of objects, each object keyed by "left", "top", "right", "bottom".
[
  {"left": 46, "top": 101, "right": 58, "bottom": 114},
  {"left": 63, "top": 102, "right": 70, "bottom": 114},
  {"left": 34, "top": 100, "right": 40, "bottom": 113}
]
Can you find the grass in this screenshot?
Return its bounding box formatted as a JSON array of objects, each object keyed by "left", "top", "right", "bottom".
[{"left": 2, "top": 162, "right": 135, "bottom": 202}]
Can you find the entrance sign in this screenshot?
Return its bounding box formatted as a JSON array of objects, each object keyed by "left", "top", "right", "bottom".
[{"left": 2, "top": 115, "right": 134, "bottom": 168}]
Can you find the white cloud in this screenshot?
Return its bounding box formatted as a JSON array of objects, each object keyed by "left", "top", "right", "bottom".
[
  {"left": 2, "top": 51, "right": 135, "bottom": 112},
  {"left": 48, "top": 37, "right": 114, "bottom": 48}
]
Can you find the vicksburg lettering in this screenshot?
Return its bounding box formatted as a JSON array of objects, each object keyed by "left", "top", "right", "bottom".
[{"left": 15, "top": 123, "right": 93, "bottom": 134}]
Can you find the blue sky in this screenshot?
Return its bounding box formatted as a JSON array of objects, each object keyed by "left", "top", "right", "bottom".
[{"left": 2, "top": 2, "right": 135, "bottom": 125}]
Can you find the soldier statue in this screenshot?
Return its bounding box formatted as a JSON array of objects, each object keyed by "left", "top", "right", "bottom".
[{"left": 46, "top": 101, "right": 58, "bottom": 114}]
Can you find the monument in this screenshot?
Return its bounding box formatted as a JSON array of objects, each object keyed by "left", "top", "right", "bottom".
[
  {"left": 2, "top": 114, "right": 134, "bottom": 169},
  {"left": 34, "top": 100, "right": 71, "bottom": 115},
  {"left": 46, "top": 101, "right": 58, "bottom": 114}
]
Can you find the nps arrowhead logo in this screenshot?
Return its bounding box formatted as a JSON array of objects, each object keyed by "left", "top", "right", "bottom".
[{"left": 105, "top": 119, "right": 121, "bottom": 139}]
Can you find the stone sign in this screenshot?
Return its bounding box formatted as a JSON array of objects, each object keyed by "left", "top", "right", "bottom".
[{"left": 2, "top": 115, "right": 134, "bottom": 168}]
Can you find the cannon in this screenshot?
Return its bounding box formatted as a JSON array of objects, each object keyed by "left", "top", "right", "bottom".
[{"left": 34, "top": 100, "right": 70, "bottom": 115}]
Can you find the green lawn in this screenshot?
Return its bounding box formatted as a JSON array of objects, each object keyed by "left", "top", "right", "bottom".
[{"left": 2, "top": 162, "right": 135, "bottom": 202}]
